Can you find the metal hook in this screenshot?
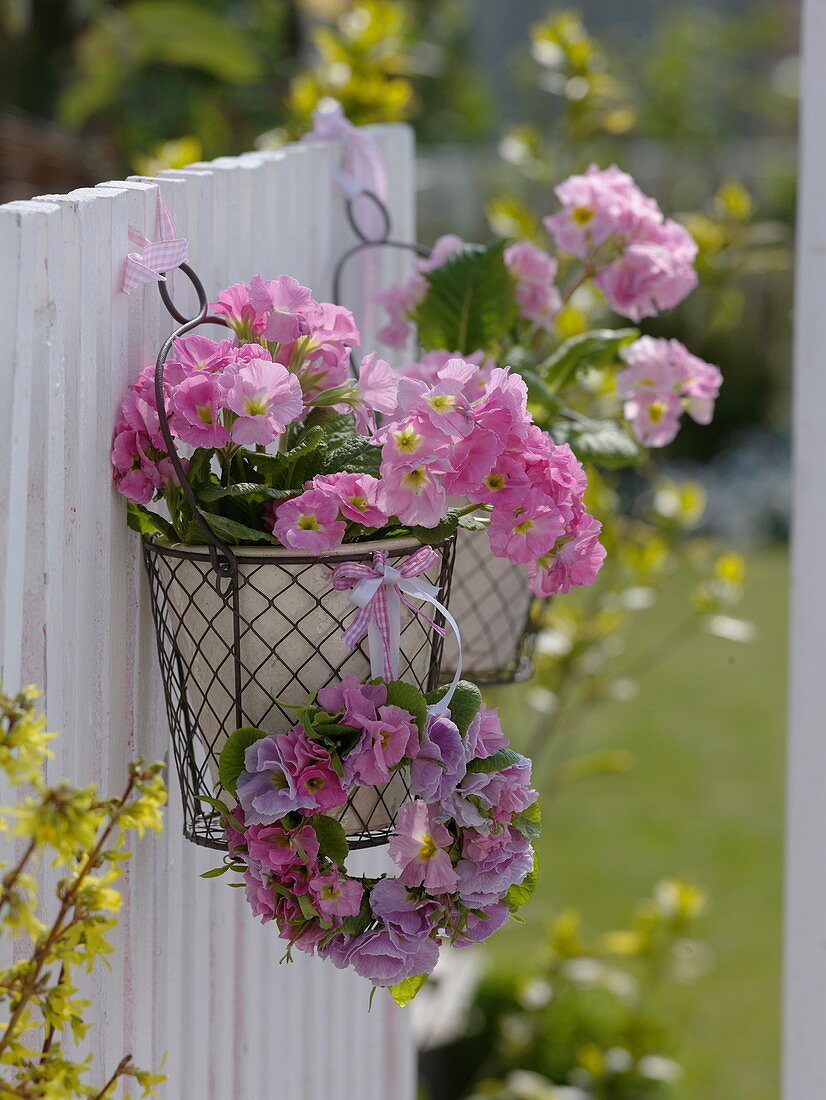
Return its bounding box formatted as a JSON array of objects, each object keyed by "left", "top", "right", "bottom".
[{"left": 154, "top": 264, "right": 238, "bottom": 590}]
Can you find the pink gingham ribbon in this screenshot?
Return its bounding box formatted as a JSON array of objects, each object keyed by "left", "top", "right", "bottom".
[
  {"left": 301, "top": 102, "right": 389, "bottom": 202},
  {"left": 333, "top": 546, "right": 463, "bottom": 714},
  {"left": 121, "top": 192, "right": 188, "bottom": 294}
]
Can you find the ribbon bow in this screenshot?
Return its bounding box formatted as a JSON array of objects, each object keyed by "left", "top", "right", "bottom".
[
  {"left": 121, "top": 192, "right": 188, "bottom": 295},
  {"left": 333, "top": 546, "right": 463, "bottom": 714},
  {"left": 301, "top": 102, "right": 389, "bottom": 203}
]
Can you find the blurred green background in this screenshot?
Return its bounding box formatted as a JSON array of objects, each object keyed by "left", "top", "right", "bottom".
[{"left": 0, "top": 2, "right": 795, "bottom": 1097}]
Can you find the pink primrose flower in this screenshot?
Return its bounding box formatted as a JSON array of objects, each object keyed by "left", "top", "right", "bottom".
[
  {"left": 488, "top": 489, "right": 568, "bottom": 564},
  {"left": 343, "top": 927, "right": 439, "bottom": 985},
  {"left": 504, "top": 241, "right": 562, "bottom": 330},
  {"left": 317, "top": 674, "right": 386, "bottom": 724},
  {"left": 419, "top": 234, "right": 464, "bottom": 272},
  {"left": 378, "top": 461, "right": 447, "bottom": 527},
  {"left": 248, "top": 274, "right": 317, "bottom": 344},
  {"left": 165, "top": 335, "right": 236, "bottom": 386},
  {"left": 451, "top": 901, "right": 510, "bottom": 947},
  {"left": 369, "top": 878, "right": 441, "bottom": 946},
  {"left": 210, "top": 282, "right": 260, "bottom": 339},
  {"left": 236, "top": 725, "right": 347, "bottom": 825},
  {"left": 623, "top": 388, "right": 684, "bottom": 447},
  {"left": 271, "top": 489, "right": 347, "bottom": 553},
  {"left": 375, "top": 275, "right": 427, "bottom": 349},
  {"left": 377, "top": 415, "right": 453, "bottom": 471},
  {"left": 245, "top": 821, "right": 320, "bottom": 875},
  {"left": 528, "top": 511, "right": 606, "bottom": 596},
  {"left": 615, "top": 336, "right": 683, "bottom": 400},
  {"left": 544, "top": 163, "right": 658, "bottom": 259},
  {"left": 409, "top": 714, "right": 466, "bottom": 803},
  {"left": 472, "top": 451, "right": 532, "bottom": 508},
  {"left": 455, "top": 826, "right": 534, "bottom": 907},
  {"left": 389, "top": 800, "right": 459, "bottom": 894},
  {"left": 221, "top": 357, "right": 303, "bottom": 445},
  {"left": 442, "top": 424, "right": 503, "bottom": 499},
  {"left": 344, "top": 704, "right": 418, "bottom": 786},
  {"left": 308, "top": 868, "right": 364, "bottom": 919},
  {"left": 168, "top": 373, "right": 230, "bottom": 448},
  {"left": 354, "top": 353, "right": 399, "bottom": 434},
  {"left": 465, "top": 704, "right": 509, "bottom": 761},
  {"left": 311, "top": 472, "right": 387, "bottom": 528},
  {"left": 671, "top": 341, "right": 722, "bottom": 425}
]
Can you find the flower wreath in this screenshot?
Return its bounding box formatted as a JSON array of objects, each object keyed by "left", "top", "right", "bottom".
[{"left": 209, "top": 674, "right": 540, "bottom": 1005}]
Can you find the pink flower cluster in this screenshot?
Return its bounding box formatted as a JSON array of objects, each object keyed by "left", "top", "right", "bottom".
[
  {"left": 545, "top": 163, "right": 698, "bottom": 322},
  {"left": 270, "top": 356, "right": 605, "bottom": 596},
  {"left": 112, "top": 337, "right": 303, "bottom": 503},
  {"left": 211, "top": 274, "right": 360, "bottom": 400},
  {"left": 616, "top": 336, "right": 723, "bottom": 447},
  {"left": 227, "top": 678, "right": 538, "bottom": 991}
]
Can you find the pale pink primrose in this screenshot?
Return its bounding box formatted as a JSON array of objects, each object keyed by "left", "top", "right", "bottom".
[
  {"left": 248, "top": 274, "right": 316, "bottom": 344},
  {"left": 504, "top": 241, "right": 562, "bottom": 330},
  {"left": 311, "top": 472, "right": 387, "bottom": 527},
  {"left": 389, "top": 800, "right": 458, "bottom": 893},
  {"left": 529, "top": 511, "right": 606, "bottom": 597},
  {"left": 272, "top": 489, "right": 347, "bottom": 553},
  {"left": 221, "top": 358, "right": 303, "bottom": 445},
  {"left": 623, "top": 388, "right": 683, "bottom": 447},
  {"left": 308, "top": 869, "right": 364, "bottom": 919},
  {"left": 488, "top": 489, "right": 568, "bottom": 564},
  {"left": 379, "top": 462, "right": 447, "bottom": 527},
  {"left": 354, "top": 353, "right": 399, "bottom": 434},
  {"left": 168, "top": 373, "right": 230, "bottom": 448}
]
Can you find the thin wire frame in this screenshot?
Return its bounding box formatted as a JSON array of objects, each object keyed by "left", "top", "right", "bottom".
[{"left": 144, "top": 536, "right": 456, "bottom": 850}]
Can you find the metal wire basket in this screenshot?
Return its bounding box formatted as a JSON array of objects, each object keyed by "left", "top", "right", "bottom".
[
  {"left": 333, "top": 190, "right": 540, "bottom": 685},
  {"left": 439, "top": 527, "right": 540, "bottom": 686},
  {"left": 140, "top": 265, "right": 455, "bottom": 850}
]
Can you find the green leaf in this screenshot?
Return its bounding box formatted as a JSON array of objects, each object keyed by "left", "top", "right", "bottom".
[
  {"left": 126, "top": 502, "right": 177, "bottom": 541},
  {"left": 511, "top": 799, "right": 542, "bottom": 840},
  {"left": 309, "top": 815, "right": 349, "bottom": 868},
  {"left": 411, "top": 509, "right": 460, "bottom": 545},
  {"left": 312, "top": 720, "right": 361, "bottom": 740},
  {"left": 550, "top": 415, "right": 644, "bottom": 469},
  {"left": 414, "top": 240, "right": 519, "bottom": 356},
  {"left": 200, "top": 864, "right": 230, "bottom": 878},
  {"left": 244, "top": 426, "right": 326, "bottom": 487},
  {"left": 197, "top": 795, "right": 245, "bottom": 830},
  {"left": 322, "top": 435, "right": 382, "bottom": 478},
  {"left": 505, "top": 851, "right": 539, "bottom": 914},
  {"left": 197, "top": 483, "right": 297, "bottom": 503},
  {"left": 427, "top": 680, "right": 483, "bottom": 738},
  {"left": 219, "top": 727, "right": 269, "bottom": 795},
  {"left": 297, "top": 892, "right": 319, "bottom": 921},
  {"left": 467, "top": 746, "right": 522, "bottom": 774},
  {"left": 187, "top": 448, "right": 217, "bottom": 490},
  {"left": 542, "top": 328, "right": 639, "bottom": 393},
  {"left": 388, "top": 973, "right": 429, "bottom": 1006},
  {"left": 190, "top": 512, "right": 277, "bottom": 545},
  {"left": 384, "top": 681, "right": 429, "bottom": 738}
]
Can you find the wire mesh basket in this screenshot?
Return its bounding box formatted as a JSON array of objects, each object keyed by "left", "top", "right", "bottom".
[
  {"left": 440, "top": 527, "right": 539, "bottom": 686},
  {"left": 144, "top": 535, "right": 455, "bottom": 851},
  {"left": 137, "top": 263, "right": 455, "bottom": 851}
]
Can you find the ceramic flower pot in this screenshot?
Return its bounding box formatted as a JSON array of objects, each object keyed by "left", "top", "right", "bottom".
[
  {"left": 143, "top": 535, "right": 455, "bottom": 848},
  {"left": 441, "top": 526, "right": 535, "bottom": 683}
]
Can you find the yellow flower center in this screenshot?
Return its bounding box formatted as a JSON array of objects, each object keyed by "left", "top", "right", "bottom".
[
  {"left": 648, "top": 401, "right": 666, "bottom": 424},
  {"left": 485, "top": 473, "right": 506, "bottom": 491},
  {"left": 379, "top": 728, "right": 393, "bottom": 749},
  {"left": 513, "top": 518, "right": 535, "bottom": 535},
  {"left": 305, "top": 775, "right": 325, "bottom": 792},
  {"left": 348, "top": 495, "right": 368, "bottom": 512},
  {"left": 272, "top": 771, "right": 289, "bottom": 790},
  {"left": 321, "top": 882, "right": 342, "bottom": 900},
  {"left": 571, "top": 205, "right": 595, "bottom": 226},
  {"left": 244, "top": 393, "right": 270, "bottom": 416},
  {"left": 394, "top": 426, "right": 423, "bottom": 454},
  {"left": 297, "top": 514, "right": 321, "bottom": 531},
  {"left": 402, "top": 467, "right": 430, "bottom": 491},
  {"left": 417, "top": 834, "right": 437, "bottom": 861},
  {"left": 195, "top": 403, "right": 213, "bottom": 425},
  {"left": 427, "top": 393, "right": 455, "bottom": 413}
]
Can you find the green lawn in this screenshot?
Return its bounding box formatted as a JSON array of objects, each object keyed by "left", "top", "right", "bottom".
[{"left": 486, "top": 547, "right": 787, "bottom": 1100}]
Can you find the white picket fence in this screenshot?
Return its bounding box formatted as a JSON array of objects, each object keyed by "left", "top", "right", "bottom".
[{"left": 0, "top": 125, "right": 416, "bottom": 1099}]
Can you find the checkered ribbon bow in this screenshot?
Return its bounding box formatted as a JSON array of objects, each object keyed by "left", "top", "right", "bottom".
[
  {"left": 301, "top": 102, "right": 388, "bottom": 202},
  {"left": 333, "top": 546, "right": 463, "bottom": 713},
  {"left": 121, "top": 192, "right": 188, "bottom": 295}
]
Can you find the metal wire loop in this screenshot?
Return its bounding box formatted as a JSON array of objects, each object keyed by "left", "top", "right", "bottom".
[
  {"left": 154, "top": 263, "right": 238, "bottom": 589},
  {"left": 345, "top": 189, "right": 392, "bottom": 243}
]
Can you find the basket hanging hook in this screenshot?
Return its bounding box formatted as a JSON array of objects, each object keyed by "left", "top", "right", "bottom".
[{"left": 154, "top": 263, "right": 238, "bottom": 592}]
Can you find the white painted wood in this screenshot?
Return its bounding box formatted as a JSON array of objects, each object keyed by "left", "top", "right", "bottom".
[
  {"left": 786, "top": 3, "right": 826, "bottom": 1097},
  {"left": 0, "top": 125, "right": 416, "bottom": 1100}
]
